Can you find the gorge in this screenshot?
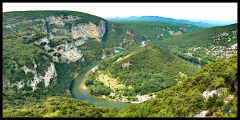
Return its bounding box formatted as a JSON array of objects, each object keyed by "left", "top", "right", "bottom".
[{"left": 2, "top": 10, "right": 238, "bottom": 118}]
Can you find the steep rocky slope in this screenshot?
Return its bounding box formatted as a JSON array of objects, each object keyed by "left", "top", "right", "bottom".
[
  {"left": 2, "top": 11, "right": 125, "bottom": 109},
  {"left": 2, "top": 11, "right": 133, "bottom": 93},
  {"left": 3, "top": 11, "right": 106, "bottom": 42}
]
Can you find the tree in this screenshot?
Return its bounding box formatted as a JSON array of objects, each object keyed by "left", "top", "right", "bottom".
[{"left": 215, "top": 99, "right": 224, "bottom": 108}]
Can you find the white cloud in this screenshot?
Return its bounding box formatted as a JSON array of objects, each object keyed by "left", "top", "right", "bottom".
[{"left": 3, "top": 3, "right": 237, "bottom": 21}]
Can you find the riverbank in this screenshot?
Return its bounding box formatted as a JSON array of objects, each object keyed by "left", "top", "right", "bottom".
[
  {"left": 100, "top": 92, "right": 157, "bottom": 104},
  {"left": 83, "top": 66, "right": 157, "bottom": 104},
  {"left": 84, "top": 81, "right": 157, "bottom": 104}
]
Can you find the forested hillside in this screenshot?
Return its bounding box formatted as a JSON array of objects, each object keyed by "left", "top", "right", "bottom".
[
  {"left": 148, "top": 23, "right": 238, "bottom": 66},
  {"left": 2, "top": 29, "right": 106, "bottom": 109},
  {"left": 102, "top": 21, "right": 138, "bottom": 48},
  {"left": 3, "top": 96, "right": 119, "bottom": 118},
  {"left": 114, "top": 55, "right": 238, "bottom": 117},
  {"left": 2, "top": 11, "right": 122, "bottom": 110},
  {"left": 84, "top": 45, "right": 199, "bottom": 101},
  {"left": 3, "top": 55, "right": 237, "bottom": 118},
  {"left": 113, "top": 21, "right": 201, "bottom": 41}
]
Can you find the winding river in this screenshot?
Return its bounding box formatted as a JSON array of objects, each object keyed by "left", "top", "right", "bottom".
[
  {"left": 70, "top": 43, "right": 202, "bottom": 109},
  {"left": 70, "top": 49, "right": 132, "bottom": 109}
]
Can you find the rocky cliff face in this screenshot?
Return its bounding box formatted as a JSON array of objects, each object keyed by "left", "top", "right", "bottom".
[
  {"left": 3, "top": 11, "right": 139, "bottom": 93},
  {"left": 3, "top": 14, "right": 106, "bottom": 42},
  {"left": 71, "top": 20, "right": 106, "bottom": 42},
  {"left": 3, "top": 13, "right": 107, "bottom": 63},
  {"left": 3, "top": 12, "right": 108, "bottom": 92},
  {"left": 34, "top": 37, "right": 84, "bottom": 63},
  {"left": 10, "top": 59, "right": 58, "bottom": 92}
]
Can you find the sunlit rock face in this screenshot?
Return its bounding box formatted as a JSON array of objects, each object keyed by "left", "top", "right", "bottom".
[
  {"left": 15, "top": 59, "right": 58, "bottom": 92},
  {"left": 202, "top": 89, "right": 221, "bottom": 99},
  {"left": 71, "top": 20, "right": 106, "bottom": 42},
  {"left": 3, "top": 14, "right": 106, "bottom": 42}
]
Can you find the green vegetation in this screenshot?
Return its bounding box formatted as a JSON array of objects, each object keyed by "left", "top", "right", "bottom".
[
  {"left": 3, "top": 55, "right": 237, "bottom": 118},
  {"left": 113, "top": 21, "right": 201, "bottom": 41},
  {"left": 2, "top": 27, "right": 107, "bottom": 110},
  {"left": 102, "top": 21, "right": 138, "bottom": 48},
  {"left": 151, "top": 23, "right": 237, "bottom": 48},
  {"left": 77, "top": 41, "right": 104, "bottom": 51},
  {"left": 3, "top": 96, "right": 119, "bottom": 118},
  {"left": 3, "top": 29, "right": 51, "bottom": 80},
  {"left": 148, "top": 23, "right": 238, "bottom": 65},
  {"left": 114, "top": 55, "right": 238, "bottom": 117},
  {"left": 85, "top": 45, "right": 199, "bottom": 97},
  {"left": 85, "top": 72, "right": 113, "bottom": 96}
]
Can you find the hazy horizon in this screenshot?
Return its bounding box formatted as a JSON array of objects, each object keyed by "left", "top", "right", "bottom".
[{"left": 3, "top": 3, "right": 237, "bottom": 21}]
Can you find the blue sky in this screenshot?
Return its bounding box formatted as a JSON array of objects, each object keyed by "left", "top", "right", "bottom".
[{"left": 3, "top": 3, "right": 237, "bottom": 21}]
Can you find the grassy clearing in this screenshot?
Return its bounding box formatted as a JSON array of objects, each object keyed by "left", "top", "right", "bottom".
[
  {"left": 115, "top": 51, "right": 136, "bottom": 63},
  {"left": 97, "top": 73, "right": 125, "bottom": 90}
]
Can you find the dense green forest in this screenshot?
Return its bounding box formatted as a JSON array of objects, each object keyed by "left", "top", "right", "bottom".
[
  {"left": 151, "top": 23, "right": 237, "bottom": 48},
  {"left": 3, "top": 55, "right": 237, "bottom": 118},
  {"left": 3, "top": 28, "right": 51, "bottom": 82},
  {"left": 102, "top": 21, "right": 139, "bottom": 48},
  {"left": 113, "top": 21, "right": 201, "bottom": 41},
  {"left": 3, "top": 96, "right": 119, "bottom": 118},
  {"left": 148, "top": 23, "right": 238, "bottom": 65},
  {"left": 114, "top": 55, "right": 238, "bottom": 117},
  {"left": 85, "top": 45, "right": 199, "bottom": 97}
]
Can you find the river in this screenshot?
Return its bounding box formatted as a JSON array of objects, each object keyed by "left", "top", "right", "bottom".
[
  {"left": 70, "top": 44, "right": 202, "bottom": 109},
  {"left": 70, "top": 48, "right": 132, "bottom": 109}
]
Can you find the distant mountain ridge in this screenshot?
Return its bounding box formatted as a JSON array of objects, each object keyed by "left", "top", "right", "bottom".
[{"left": 105, "top": 16, "right": 230, "bottom": 28}]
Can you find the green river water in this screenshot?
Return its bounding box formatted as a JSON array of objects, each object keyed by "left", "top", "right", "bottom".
[{"left": 70, "top": 49, "right": 133, "bottom": 109}]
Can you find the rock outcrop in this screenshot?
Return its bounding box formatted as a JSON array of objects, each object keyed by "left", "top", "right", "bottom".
[
  {"left": 122, "top": 61, "right": 131, "bottom": 68},
  {"left": 3, "top": 14, "right": 106, "bottom": 42},
  {"left": 194, "top": 110, "right": 208, "bottom": 117},
  {"left": 71, "top": 20, "right": 106, "bottom": 42},
  {"left": 101, "top": 49, "right": 114, "bottom": 59},
  {"left": 50, "top": 40, "right": 84, "bottom": 63},
  {"left": 18, "top": 59, "right": 57, "bottom": 91},
  {"left": 202, "top": 89, "right": 221, "bottom": 99},
  {"left": 33, "top": 36, "right": 84, "bottom": 63}
]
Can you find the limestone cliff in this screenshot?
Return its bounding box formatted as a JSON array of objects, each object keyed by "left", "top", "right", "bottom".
[
  {"left": 3, "top": 12, "right": 108, "bottom": 92},
  {"left": 71, "top": 20, "right": 106, "bottom": 42},
  {"left": 10, "top": 59, "right": 58, "bottom": 91},
  {"left": 2, "top": 11, "right": 135, "bottom": 93},
  {"left": 3, "top": 14, "right": 106, "bottom": 42}
]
